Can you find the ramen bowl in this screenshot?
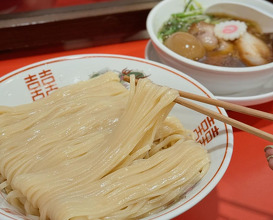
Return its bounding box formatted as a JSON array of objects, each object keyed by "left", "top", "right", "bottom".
[
  {"left": 0, "top": 54, "right": 233, "bottom": 220},
  {"left": 146, "top": 0, "right": 273, "bottom": 96}
]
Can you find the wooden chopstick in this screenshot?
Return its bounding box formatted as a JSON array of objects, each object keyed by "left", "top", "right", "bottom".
[
  {"left": 175, "top": 97, "right": 273, "bottom": 142},
  {"left": 178, "top": 90, "right": 273, "bottom": 121},
  {"left": 123, "top": 76, "right": 273, "bottom": 142}
]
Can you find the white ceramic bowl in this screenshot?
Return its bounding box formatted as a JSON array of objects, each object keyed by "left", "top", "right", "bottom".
[
  {"left": 146, "top": 0, "right": 273, "bottom": 96},
  {"left": 0, "top": 54, "right": 233, "bottom": 220}
]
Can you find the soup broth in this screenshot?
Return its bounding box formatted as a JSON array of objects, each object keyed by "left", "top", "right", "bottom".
[{"left": 158, "top": 1, "right": 273, "bottom": 67}]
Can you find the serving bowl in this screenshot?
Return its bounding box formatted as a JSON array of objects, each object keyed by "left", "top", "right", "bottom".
[
  {"left": 0, "top": 54, "right": 233, "bottom": 220},
  {"left": 146, "top": 0, "right": 273, "bottom": 97}
]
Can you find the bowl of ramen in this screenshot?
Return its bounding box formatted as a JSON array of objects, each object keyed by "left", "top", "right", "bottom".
[
  {"left": 0, "top": 54, "right": 233, "bottom": 220},
  {"left": 146, "top": 0, "right": 273, "bottom": 97}
]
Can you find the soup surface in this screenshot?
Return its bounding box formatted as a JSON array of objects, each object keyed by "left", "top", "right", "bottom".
[{"left": 158, "top": 0, "right": 273, "bottom": 67}]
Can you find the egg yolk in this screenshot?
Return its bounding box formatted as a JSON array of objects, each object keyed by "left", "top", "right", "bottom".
[{"left": 164, "top": 32, "right": 206, "bottom": 60}]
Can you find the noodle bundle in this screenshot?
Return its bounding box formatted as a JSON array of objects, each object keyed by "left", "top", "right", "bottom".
[{"left": 0, "top": 72, "right": 210, "bottom": 220}]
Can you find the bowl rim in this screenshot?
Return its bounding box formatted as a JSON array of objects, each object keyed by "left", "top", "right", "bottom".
[{"left": 146, "top": 0, "right": 273, "bottom": 73}]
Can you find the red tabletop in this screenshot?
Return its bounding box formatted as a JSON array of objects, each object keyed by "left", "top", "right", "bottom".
[{"left": 0, "top": 39, "right": 273, "bottom": 220}]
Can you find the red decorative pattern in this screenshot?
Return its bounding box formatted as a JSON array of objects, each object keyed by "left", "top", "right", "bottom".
[
  {"left": 194, "top": 116, "right": 220, "bottom": 146},
  {"left": 24, "top": 69, "right": 58, "bottom": 101}
]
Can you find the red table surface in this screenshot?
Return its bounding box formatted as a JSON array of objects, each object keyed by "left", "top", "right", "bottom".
[{"left": 0, "top": 39, "right": 273, "bottom": 220}]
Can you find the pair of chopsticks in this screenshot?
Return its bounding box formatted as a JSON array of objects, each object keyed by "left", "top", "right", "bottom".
[{"left": 123, "top": 76, "right": 273, "bottom": 143}]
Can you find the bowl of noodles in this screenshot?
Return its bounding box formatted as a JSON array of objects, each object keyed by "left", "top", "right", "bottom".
[
  {"left": 146, "top": 0, "right": 273, "bottom": 97},
  {"left": 0, "top": 54, "right": 233, "bottom": 220}
]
